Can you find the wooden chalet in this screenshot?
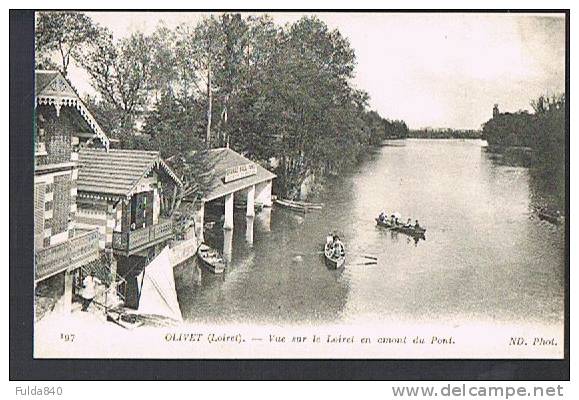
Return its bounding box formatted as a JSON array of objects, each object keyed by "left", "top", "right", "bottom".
[
  {"left": 34, "top": 70, "right": 110, "bottom": 313},
  {"left": 75, "top": 149, "right": 182, "bottom": 308},
  {"left": 76, "top": 148, "right": 182, "bottom": 256}
]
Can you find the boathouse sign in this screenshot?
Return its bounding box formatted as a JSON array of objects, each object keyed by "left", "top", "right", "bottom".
[{"left": 224, "top": 163, "right": 257, "bottom": 183}]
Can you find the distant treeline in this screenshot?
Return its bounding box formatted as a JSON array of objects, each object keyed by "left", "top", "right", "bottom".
[
  {"left": 482, "top": 95, "right": 566, "bottom": 210},
  {"left": 482, "top": 95, "right": 565, "bottom": 149},
  {"left": 408, "top": 128, "right": 482, "bottom": 139},
  {"left": 365, "top": 111, "right": 409, "bottom": 142}
]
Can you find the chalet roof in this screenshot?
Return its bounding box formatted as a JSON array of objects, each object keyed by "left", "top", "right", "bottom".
[
  {"left": 37, "top": 102, "right": 93, "bottom": 134},
  {"left": 203, "top": 148, "right": 276, "bottom": 202},
  {"left": 35, "top": 70, "right": 110, "bottom": 149},
  {"left": 35, "top": 70, "right": 60, "bottom": 96},
  {"left": 77, "top": 149, "right": 182, "bottom": 199}
]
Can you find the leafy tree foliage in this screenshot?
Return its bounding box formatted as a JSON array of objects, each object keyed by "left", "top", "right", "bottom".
[
  {"left": 35, "top": 11, "right": 100, "bottom": 76},
  {"left": 482, "top": 110, "right": 536, "bottom": 147},
  {"left": 482, "top": 95, "right": 565, "bottom": 150},
  {"left": 79, "top": 29, "right": 156, "bottom": 134},
  {"left": 482, "top": 94, "right": 566, "bottom": 210},
  {"left": 39, "top": 12, "right": 409, "bottom": 202}
]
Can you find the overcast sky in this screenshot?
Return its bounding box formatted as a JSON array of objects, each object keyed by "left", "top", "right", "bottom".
[{"left": 66, "top": 12, "right": 566, "bottom": 130}]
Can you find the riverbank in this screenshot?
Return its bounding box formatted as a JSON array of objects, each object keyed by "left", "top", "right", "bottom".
[
  {"left": 483, "top": 144, "right": 534, "bottom": 167},
  {"left": 408, "top": 129, "right": 482, "bottom": 139},
  {"left": 281, "top": 142, "right": 389, "bottom": 202},
  {"left": 483, "top": 144, "right": 565, "bottom": 212}
]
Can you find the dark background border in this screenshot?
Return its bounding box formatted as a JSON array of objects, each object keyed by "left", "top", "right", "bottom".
[{"left": 10, "top": 9, "right": 570, "bottom": 381}]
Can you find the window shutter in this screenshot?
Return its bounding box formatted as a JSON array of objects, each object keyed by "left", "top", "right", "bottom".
[
  {"left": 34, "top": 182, "right": 46, "bottom": 250},
  {"left": 53, "top": 174, "right": 71, "bottom": 235}
]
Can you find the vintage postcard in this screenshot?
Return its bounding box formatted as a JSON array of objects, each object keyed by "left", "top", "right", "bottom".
[{"left": 30, "top": 10, "right": 567, "bottom": 359}]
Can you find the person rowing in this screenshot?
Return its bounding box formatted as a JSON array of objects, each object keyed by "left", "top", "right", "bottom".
[
  {"left": 333, "top": 238, "right": 345, "bottom": 258},
  {"left": 326, "top": 232, "right": 334, "bottom": 247}
]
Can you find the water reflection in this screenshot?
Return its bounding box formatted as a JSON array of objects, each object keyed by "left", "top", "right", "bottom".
[
  {"left": 245, "top": 216, "right": 254, "bottom": 247},
  {"left": 222, "top": 228, "right": 233, "bottom": 263},
  {"left": 484, "top": 144, "right": 565, "bottom": 213},
  {"left": 255, "top": 207, "right": 271, "bottom": 232}
]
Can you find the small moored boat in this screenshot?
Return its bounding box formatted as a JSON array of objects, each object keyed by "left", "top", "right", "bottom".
[
  {"left": 275, "top": 198, "right": 324, "bottom": 212},
  {"left": 106, "top": 310, "right": 144, "bottom": 330},
  {"left": 537, "top": 208, "right": 563, "bottom": 225},
  {"left": 324, "top": 241, "right": 346, "bottom": 269},
  {"left": 196, "top": 243, "right": 226, "bottom": 274},
  {"left": 375, "top": 218, "right": 426, "bottom": 237}
]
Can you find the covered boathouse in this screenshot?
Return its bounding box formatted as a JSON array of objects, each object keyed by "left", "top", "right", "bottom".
[{"left": 193, "top": 148, "right": 276, "bottom": 249}]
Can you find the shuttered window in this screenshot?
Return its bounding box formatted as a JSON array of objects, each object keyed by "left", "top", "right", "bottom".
[
  {"left": 53, "top": 174, "right": 71, "bottom": 234},
  {"left": 34, "top": 182, "right": 46, "bottom": 250}
]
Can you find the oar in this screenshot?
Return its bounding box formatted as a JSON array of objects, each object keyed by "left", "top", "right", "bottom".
[
  {"left": 292, "top": 250, "right": 324, "bottom": 257},
  {"left": 349, "top": 261, "right": 378, "bottom": 266},
  {"left": 349, "top": 253, "right": 378, "bottom": 260}
]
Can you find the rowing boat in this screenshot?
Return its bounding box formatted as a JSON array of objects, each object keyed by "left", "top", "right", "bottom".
[
  {"left": 290, "top": 199, "right": 324, "bottom": 208},
  {"left": 106, "top": 310, "right": 144, "bottom": 330},
  {"left": 275, "top": 198, "right": 324, "bottom": 212},
  {"left": 196, "top": 243, "right": 226, "bottom": 274},
  {"left": 375, "top": 218, "right": 426, "bottom": 237},
  {"left": 324, "top": 242, "right": 346, "bottom": 269},
  {"left": 537, "top": 209, "right": 563, "bottom": 225}
]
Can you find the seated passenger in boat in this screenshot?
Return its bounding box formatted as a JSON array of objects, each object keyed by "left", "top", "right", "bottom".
[
  {"left": 404, "top": 218, "right": 413, "bottom": 227},
  {"left": 379, "top": 211, "right": 387, "bottom": 222},
  {"left": 414, "top": 220, "right": 421, "bottom": 229},
  {"left": 333, "top": 241, "right": 345, "bottom": 257}
]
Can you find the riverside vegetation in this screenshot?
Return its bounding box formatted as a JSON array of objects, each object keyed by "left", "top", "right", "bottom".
[
  {"left": 36, "top": 12, "right": 408, "bottom": 202},
  {"left": 482, "top": 95, "right": 566, "bottom": 212}
]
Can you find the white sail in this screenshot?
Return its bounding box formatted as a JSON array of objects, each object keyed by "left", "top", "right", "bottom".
[{"left": 137, "top": 246, "right": 183, "bottom": 322}]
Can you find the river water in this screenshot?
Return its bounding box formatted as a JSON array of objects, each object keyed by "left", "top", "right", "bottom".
[{"left": 175, "top": 139, "right": 565, "bottom": 329}]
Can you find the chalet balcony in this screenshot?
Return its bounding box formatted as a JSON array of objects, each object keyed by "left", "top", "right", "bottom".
[
  {"left": 35, "top": 229, "right": 100, "bottom": 283},
  {"left": 112, "top": 219, "right": 173, "bottom": 256}
]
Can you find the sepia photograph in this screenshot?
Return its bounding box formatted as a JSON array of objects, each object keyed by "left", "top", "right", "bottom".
[{"left": 22, "top": 10, "right": 567, "bottom": 361}]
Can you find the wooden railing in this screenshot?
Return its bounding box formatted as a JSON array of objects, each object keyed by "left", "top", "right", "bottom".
[
  {"left": 35, "top": 229, "right": 100, "bottom": 282},
  {"left": 112, "top": 219, "right": 173, "bottom": 254},
  {"left": 169, "top": 237, "right": 199, "bottom": 267}
]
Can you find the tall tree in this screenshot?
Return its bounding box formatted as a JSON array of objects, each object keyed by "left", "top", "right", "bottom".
[
  {"left": 72, "top": 13, "right": 408, "bottom": 200},
  {"left": 79, "top": 30, "right": 156, "bottom": 136},
  {"left": 173, "top": 18, "right": 225, "bottom": 148},
  {"left": 35, "top": 11, "right": 100, "bottom": 76},
  {"left": 216, "top": 14, "right": 291, "bottom": 155},
  {"left": 212, "top": 14, "right": 249, "bottom": 147},
  {"left": 257, "top": 16, "right": 360, "bottom": 194}
]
